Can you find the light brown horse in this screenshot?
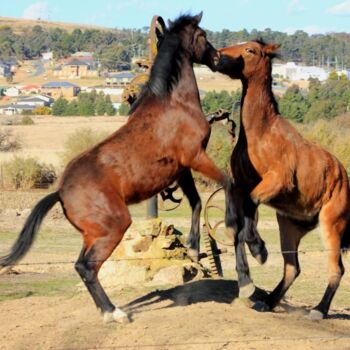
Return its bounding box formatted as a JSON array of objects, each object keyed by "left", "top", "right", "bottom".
[
  {"left": 216, "top": 40, "right": 350, "bottom": 319},
  {"left": 0, "top": 13, "right": 244, "bottom": 323}
]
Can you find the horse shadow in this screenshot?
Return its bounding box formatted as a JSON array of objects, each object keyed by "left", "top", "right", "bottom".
[
  {"left": 122, "top": 279, "right": 267, "bottom": 316},
  {"left": 122, "top": 279, "right": 350, "bottom": 321}
]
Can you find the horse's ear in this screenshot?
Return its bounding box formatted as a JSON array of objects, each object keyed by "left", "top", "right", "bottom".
[
  {"left": 155, "top": 27, "right": 164, "bottom": 41},
  {"left": 194, "top": 11, "right": 203, "bottom": 24},
  {"left": 168, "top": 19, "right": 174, "bottom": 27},
  {"left": 263, "top": 43, "right": 281, "bottom": 57}
]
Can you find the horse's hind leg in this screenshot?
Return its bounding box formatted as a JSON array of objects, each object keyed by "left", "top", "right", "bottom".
[
  {"left": 177, "top": 169, "right": 201, "bottom": 262},
  {"left": 255, "top": 214, "right": 307, "bottom": 312},
  {"left": 72, "top": 195, "right": 132, "bottom": 323},
  {"left": 310, "top": 202, "right": 347, "bottom": 320}
]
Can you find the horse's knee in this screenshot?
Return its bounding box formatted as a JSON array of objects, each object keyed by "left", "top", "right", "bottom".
[{"left": 75, "top": 261, "right": 97, "bottom": 283}]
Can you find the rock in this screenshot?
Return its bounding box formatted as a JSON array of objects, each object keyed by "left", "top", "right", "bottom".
[
  {"left": 132, "top": 236, "right": 152, "bottom": 253},
  {"left": 98, "top": 261, "right": 149, "bottom": 289},
  {"left": 150, "top": 265, "right": 185, "bottom": 286}
]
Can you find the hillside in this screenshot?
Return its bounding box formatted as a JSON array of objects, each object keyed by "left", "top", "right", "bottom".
[{"left": 0, "top": 16, "right": 110, "bottom": 34}]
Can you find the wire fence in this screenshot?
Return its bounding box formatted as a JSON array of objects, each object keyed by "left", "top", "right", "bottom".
[{"left": 1, "top": 246, "right": 349, "bottom": 267}]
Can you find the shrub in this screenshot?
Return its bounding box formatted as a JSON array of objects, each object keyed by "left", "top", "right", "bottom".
[
  {"left": 1, "top": 156, "right": 57, "bottom": 189},
  {"left": 0, "top": 129, "right": 22, "bottom": 151},
  {"left": 32, "top": 106, "right": 51, "bottom": 115},
  {"left": 20, "top": 116, "right": 34, "bottom": 125},
  {"left": 60, "top": 127, "right": 109, "bottom": 166}
]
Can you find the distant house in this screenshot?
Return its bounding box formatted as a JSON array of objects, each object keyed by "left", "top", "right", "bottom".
[
  {"left": 54, "top": 58, "right": 98, "bottom": 78},
  {"left": 0, "top": 62, "right": 11, "bottom": 77},
  {"left": 17, "top": 94, "right": 54, "bottom": 107},
  {"left": 105, "top": 72, "right": 135, "bottom": 86},
  {"left": 84, "top": 86, "right": 124, "bottom": 96},
  {"left": 42, "top": 51, "right": 53, "bottom": 60},
  {"left": 4, "top": 87, "right": 20, "bottom": 97},
  {"left": 20, "top": 84, "right": 41, "bottom": 95},
  {"left": 272, "top": 62, "right": 328, "bottom": 81},
  {"left": 0, "top": 103, "right": 35, "bottom": 115},
  {"left": 41, "top": 81, "right": 80, "bottom": 99}
]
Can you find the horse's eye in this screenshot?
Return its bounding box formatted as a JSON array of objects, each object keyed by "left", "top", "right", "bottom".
[{"left": 245, "top": 48, "right": 255, "bottom": 54}]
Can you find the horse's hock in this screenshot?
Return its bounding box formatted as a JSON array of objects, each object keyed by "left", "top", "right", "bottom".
[{"left": 98, "top": 219, "right": 210, "bottom": 289}]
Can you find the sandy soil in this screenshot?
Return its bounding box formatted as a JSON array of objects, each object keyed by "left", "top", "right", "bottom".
[
  {"left": 1, "top": 278, "right": 350, "bottom": 350},
  {"left": 1, "top": 209, "right": 350, "bottom": 350}
]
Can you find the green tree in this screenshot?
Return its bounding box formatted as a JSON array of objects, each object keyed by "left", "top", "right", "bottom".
[
  {"left": 279, "top": 85, "right": 309, "bottom": 123},
  {"left": 65, "top": 100, "right": 79, "bottom": 116},
  {"left": 105, "top": 95, "right": 115, "bottom": 116},
  {"left": 52, "top": 97, "right": 68, "bottom": 116},
  {"left": 118, "top": 103, "right": 130, "bottom": 116}
]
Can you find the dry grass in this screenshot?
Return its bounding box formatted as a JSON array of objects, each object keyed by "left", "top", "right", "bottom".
[
  {"left": 0, "top": 115, "right": 127, "bottom": 167},
  {"left": 0, "top": 16, "right": 110, "bottom": 34}
]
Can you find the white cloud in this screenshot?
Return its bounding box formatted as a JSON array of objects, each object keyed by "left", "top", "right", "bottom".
[
  {"left": 327, "top": 1, "right": 350, "bottom": 15},
  {"left": 287, "top": 0, "right": 305, "bottom": 13},
  {"left": 22, "top": 2, "right": 49, "bottom": 20}
]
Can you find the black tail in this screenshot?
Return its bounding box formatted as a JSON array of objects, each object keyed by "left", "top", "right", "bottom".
[
  {"left": 341, "top": 218, "right": 350, "bottom": 253},
  {"left": 0, "top": 192, "right": 60, "bottom": 268}
]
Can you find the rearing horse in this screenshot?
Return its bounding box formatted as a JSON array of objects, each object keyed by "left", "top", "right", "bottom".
[
  {"left": 0, "top": 13, "right": 244, "bottom": 323},
  {"left": 216, "top": 40, "right": 350, "bottom": 319}
]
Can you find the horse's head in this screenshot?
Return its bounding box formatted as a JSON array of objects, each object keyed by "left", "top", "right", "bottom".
[
  {"left": 216, "top": 40, "right": 280, "bottom": 80},
  {"left": 168, "top": 12, "right": 219, "bottom": 70}
]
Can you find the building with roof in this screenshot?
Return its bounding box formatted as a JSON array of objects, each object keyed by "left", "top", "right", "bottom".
[
  {"left": 273, "top": 62, "right": 329, "bottom": 81},
  {"left": 54, "top": 58, "right": 98, "bottom": 78},
  {"left": 0, "top": 62, "right": 11, "bottom": 77},
  {"left": 0, "top": 103, "right": 35, "bottom": 115},
  {"left": 105, "top": 72, "right": 135, "bottom": 86},
  {"left": 17, "top": 94, "right": 54, "bottom": 107},
  {"left": 41, "top": 81, "right": 80, "bottom": 99}
]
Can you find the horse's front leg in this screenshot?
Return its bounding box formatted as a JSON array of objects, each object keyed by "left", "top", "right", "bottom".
[
  {"left": 241, "top": 195, "right": 268, "bottom": 265},
  {"left": 250, "top": 170, "right": 288, "bottom": 204},
  {"left": 177, "top": 169, "right": 202, "bottom": 262},
  {"left": 189, "top": 150, "right": 240, "bottom": 236}
]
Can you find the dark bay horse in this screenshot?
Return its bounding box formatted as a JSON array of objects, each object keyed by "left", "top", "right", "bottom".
[
  {"left": 216, "top": 40, "right": 350, "bottom": 319},
  {"left": 0, "top": 13, "right": 245, "bottom": 323}
]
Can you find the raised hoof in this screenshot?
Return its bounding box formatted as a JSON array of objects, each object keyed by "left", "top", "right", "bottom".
[
  {"left": 309, "top": 309, "right": 325, "bottom": 321},
  {"left": 253, "top": 246, "right": 268, "bottom": 265},
  {"left": 253, "top": 300, "right": 270, "bottom": 312},
  {"left": 186, "top": 248, "right": 199, "bottom": 263},
  {"left": 103, "top": 309, "right": 130, "bottom": 324},
  {"left": 239, "top": 282, "right": 255, "bottom": 298}
]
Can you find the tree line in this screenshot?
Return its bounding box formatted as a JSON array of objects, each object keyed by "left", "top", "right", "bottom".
[
  {"left": 51, "top": 91, "right": 116, "bottom": 116},
  {"left": 1, "top": 24, "right": 350, "bottom": 69},
  {"left": 201, "top": 77, "right": 350, "bottom": 124}
]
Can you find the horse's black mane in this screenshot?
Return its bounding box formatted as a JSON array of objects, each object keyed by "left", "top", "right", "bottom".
[{"left": 129, "top": 14, "right": 198, "bottom": 114}]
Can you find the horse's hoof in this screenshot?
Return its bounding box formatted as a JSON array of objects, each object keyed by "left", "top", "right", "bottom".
[
  {"left": 239, "top": 282, "right": 255, "bottom": 298},
  {"left": 254, "top": 246, "right": 268, "bottom": 265},
  {"left": 103, "top": 309, "right": 130, "bottom": 324},
  {"left": 253, "top": 300, "right": 270, "bottom": 312},
  {"left": 309, "top": 309, "right": 325, "bottom": 321},
  {"left": 186, "top": 248, "right": 199, "bottom": 263}
]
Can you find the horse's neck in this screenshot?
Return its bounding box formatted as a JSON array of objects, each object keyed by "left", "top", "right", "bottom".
[
  {"left": 172, "top": 60, "right": 201, "bottom": 106},
  {"left": 240, "top": 75, "right": 278, "bottom": 135}
]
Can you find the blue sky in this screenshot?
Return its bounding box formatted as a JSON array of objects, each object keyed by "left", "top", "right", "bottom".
[{"left": 3, "top": 0, "right": 350, "bottom": 34}]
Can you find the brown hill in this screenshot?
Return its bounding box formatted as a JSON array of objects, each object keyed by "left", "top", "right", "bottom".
[{"left": 0, "top": 16, "right": 111, "bottom": 34}]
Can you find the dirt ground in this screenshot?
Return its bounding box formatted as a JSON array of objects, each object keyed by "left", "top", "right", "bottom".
[{"left": 1, "top": 199, "right": 350, "bottom": 350}]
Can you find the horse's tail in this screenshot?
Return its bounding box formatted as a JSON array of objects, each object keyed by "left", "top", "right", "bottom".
[
  {"left": 341, "top": 218, "right": 350, "bottom": 254},
  {"left": 0, "top": 192, "right": 60, "bottom": 269}
]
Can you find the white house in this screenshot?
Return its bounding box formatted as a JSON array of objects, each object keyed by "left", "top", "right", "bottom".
[
  {"left": 4, "top": 87, "right": 20, "bottom": 97},
  {"left": 42, "top": 51, "right": 53, "bottom": 60},
  {"left": 273, "top": 62, "right": 328, "bottom": 81}
]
